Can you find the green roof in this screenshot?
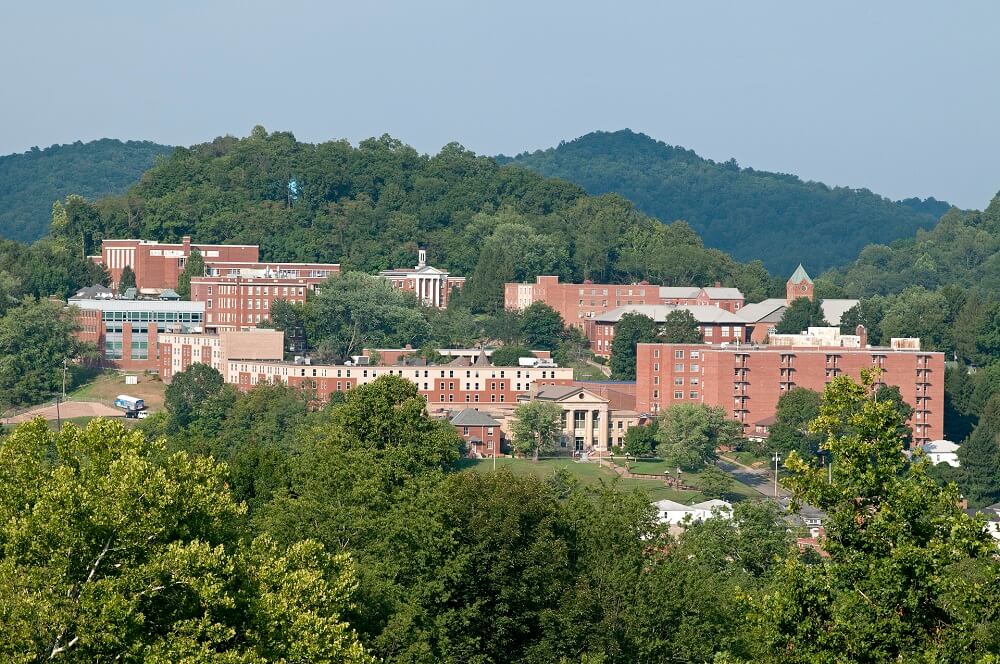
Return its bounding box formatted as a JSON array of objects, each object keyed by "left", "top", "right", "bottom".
[{"left": 788, "top": 264, "right": 812, "bottom": 284}]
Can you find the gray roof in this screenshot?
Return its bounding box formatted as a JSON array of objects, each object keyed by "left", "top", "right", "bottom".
[
  {"left": 736, "top": 299, "right": 787, "bottom": 323},
  {"left": 593, "top": 304, "right": 745, "bottom": 325},
  {"left": 158, "top": 288, "right": 181, "bottom": 300},
  {"left": 450, "top": 408, "right": 501, "bottom": 427},
  {"left": 701, "top": 287, "right": 744, "bottom": 300},
  {"left": 73, "top": 285, "right": 113, "bottom": 299},
  {"left": 658, "top": 286, "right": 700, "bottom": 299},
  {"left": 69, "top": 299, "right": 205, "bottom": 313},
  {"left": 535, "top": 385, "right": 586, "bottom": 401},
  {"left": 820, "top": 299, "right": 859, "bottom": 326}
]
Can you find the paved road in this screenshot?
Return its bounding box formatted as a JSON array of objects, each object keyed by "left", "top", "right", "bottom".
[
  {"left": 5, "top": 400, "right": 123, "bottom": 424},
  {"left": 717, "top": 458, "right": 791, "bottom": 501}
]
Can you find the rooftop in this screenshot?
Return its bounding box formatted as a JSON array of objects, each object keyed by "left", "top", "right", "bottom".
[
  {"left": 593, "top": 304, "right": 745, "bottom": 324},
  {"left": 789, "top": 264, "right": 812, "bottom": 284},
  {"left": 449, "top": 408, "right": 501, "bottom": 427},
  {"left": 69, "top": 298, "right": 205, "bottom": 313}
]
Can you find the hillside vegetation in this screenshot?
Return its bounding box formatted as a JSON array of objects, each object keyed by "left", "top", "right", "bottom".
[
  {"left": 500, "top": 130, "right": 950, "bottom": 274},
  {"left": 49, "top": 126, "right": 774, "bottom": 311},
  {"left": 0, "top": 139, "right": 174, "bottom": 242},
  {"left": 828, "top": 193, "right": 1000, "bottom": 296}
]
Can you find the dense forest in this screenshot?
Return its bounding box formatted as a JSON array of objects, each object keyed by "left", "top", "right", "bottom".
[
  {"left": 48, "top": 126, "right": 774, "bottom": 311},
  {"left": 828, "top": 193, "right": 1000, "bottom": 296},
  {"left": 0, "top": 139, "right": 174, "bottom": 242},
  {"left": 499, "top": 130, "right": 950, "bottom": 274}
]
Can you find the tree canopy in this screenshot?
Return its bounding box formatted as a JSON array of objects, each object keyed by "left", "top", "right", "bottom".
[{"left": 500, "top": 129, "right": 947, "bottom": 274}]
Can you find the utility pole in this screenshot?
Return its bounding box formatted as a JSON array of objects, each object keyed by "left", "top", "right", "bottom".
[
  {"left": 62, "top": 358, "right": 68, "bottom": 399},
  {"left": 772, "top": 452, "right": 781, "bottom": 498}
]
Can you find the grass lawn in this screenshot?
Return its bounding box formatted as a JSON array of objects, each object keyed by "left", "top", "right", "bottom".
[
  {"left": 457, "top": 457, "right": 707, "bottom": 503},
  {"left": 572, "top": 363, "right": 609, "bottom": 381},
  {"left": 723, "top": 450, "right": 770, "bottom": 469},
  {"left": 70, "top": 371, "right": 167, "bottom": 411},
  {"left": 608, "top": 457, "right": 760, "bottom": 500}
]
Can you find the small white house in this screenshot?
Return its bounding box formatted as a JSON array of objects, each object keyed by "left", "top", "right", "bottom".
[
  {"left": 653, "top": 499, "right": 733, "bottom": 525},
  {"left": 924, "top": 439, "right": 960, "bottom": 467}
]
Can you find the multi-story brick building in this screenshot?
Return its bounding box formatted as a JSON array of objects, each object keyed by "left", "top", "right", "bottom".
[
  {"left": 504, "top": 275, "right": 745, "bottom": 329},
  {"left": 93, "top": 237, "right": 260, "bottom": 291},
  {"left": 378, "top": 249, "right": 465, "bottom": 308},
  {"left": 584, "top": 304, "right": 748, "bottom": 356},
  {"left": 635, "top": 338, "right": 944, "bottom": 447},
  {"left": 70, "top": 297, "right": 205, "bottom": 371},
  {"left": 91, "top": 237, "right": 340, "bottom": 294},
  {"left": 222, "top": 356, "right": 574, "bottom": 409},
  {"left": 191, "top": 275, "right": 312, "bottom": 331},
  {"left": 157, "top": 329, "right": 284, "bottom": 382}
]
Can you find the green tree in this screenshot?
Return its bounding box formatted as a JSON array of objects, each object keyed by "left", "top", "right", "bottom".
[
  {"left": 308, "top": 272, "right": 429, "bottom": 361},
  {"left": 519, "top": 302, "right": 565, "bottom": 351},
  {"left": 748, "top": 370, "right": 996, "bottom": 662},
  {"left": 609, "top": 313, "right": 658, "bottom": 380},
  {"left": 175, "top": 247, "right": 204, "bottom": 299},
  {"left": 490, "top": 345, "right": 534, "bottom": 366},
  {"left": 512, "top": 400, "right": 564, "bottom": 461},
  {"left": 659, "top": 308, "right": 702, "bottom": 343},
  {"left": 766, "top": 387, "right": 823, "bottom": 457},
  {"left": 654, "top": 403, "right": 741, "bottom": 470},
  {"left": 0, "top": 418, "right": 372, "bottom": 663},
  {"left": 0, "top": 299, "right": 86, "bottom": 410},
  {"left": 839, "top": 295, "right": 884, "bottom": 343},
  {"left": 697, "top": 464, "right": 734, "bottom": 499},
  {"left": 956, "top": 394, "right": 1000, "bottom": 507},
  {"left": 0, "top": 269, "right": 22, "bottom": 316},
  {"left": 164, "top": 362, "right": 231, "bottom": 430},
  {"left": 621, "top": 422, "right": 657, "bottom": 456},
  {"left": 775, "top": 296, "right": 828, "bottom": 334},
  {"left": 117, "top": 264, "right": 136, "bottom": 292}
]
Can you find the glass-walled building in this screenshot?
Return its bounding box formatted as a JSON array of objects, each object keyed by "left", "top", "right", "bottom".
[{"left": 70, "top": 298, "right": 205, "bottom": 371}]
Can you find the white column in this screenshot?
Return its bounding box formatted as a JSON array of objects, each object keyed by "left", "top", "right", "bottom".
[{"left": 435, "top": 277, "right": 441, "bottom": 307}]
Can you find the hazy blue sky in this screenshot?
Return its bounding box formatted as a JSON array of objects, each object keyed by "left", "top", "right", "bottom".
[{"left": 2, "top": 1, "right": 998, "bottom": 208}]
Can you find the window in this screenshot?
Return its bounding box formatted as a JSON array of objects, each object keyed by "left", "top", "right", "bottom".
[
  {"left": 690, "top": 364, "right": 699, "bottom": 372},
  {"left": 674, "top": 391, "right": 684, "bottom": 399},
  {"left": 653, "top": 376, "right": 659, "bottom": 385},
  {"left": 690, "top": 391, "right": 699, "bottom": 399},
  {"left": 674, "top": 363, "right": 684, "bottom": 372},
  {"left": 653, "top": 363, "right": 659, "bottom": 371},
  {"left": 674, "top": 350, "right": 684, "bottom": 359},
  {"left": 674, "top": 377, "right": 684, "bottom": 385},
  {"left": 721, "top": 326, "right": 730, "bottom": 337},
  {"left": 463, "top": 426, "right": 470, "bottom": 435},
  {"left": 704, "top": 327, "right": 714, "bottom": 337},
  {"left": 653, "top": 349, "right": 660, "bottom": 358},
  {"left": 690, "top": 350, "right": 700, "bottom": 359}
]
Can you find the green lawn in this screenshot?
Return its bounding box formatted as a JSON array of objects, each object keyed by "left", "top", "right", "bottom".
[
  {"left": 457, "top": 457, "right": 707, "bottom": 503},
  {"left": 608, "top": 457, "right": 760, "bottom": 500},
  {"left": 571, "top": 363, "right": 609, "bottom": 381}
]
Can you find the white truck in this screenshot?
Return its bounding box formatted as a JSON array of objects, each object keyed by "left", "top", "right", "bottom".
[{"left": 517, "top": 356, "right": 557, "bottom": 368}]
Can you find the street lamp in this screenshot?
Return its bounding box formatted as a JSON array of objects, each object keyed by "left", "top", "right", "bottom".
[{"left": 772, "top": 452, "right": 781, "bottom": 498}]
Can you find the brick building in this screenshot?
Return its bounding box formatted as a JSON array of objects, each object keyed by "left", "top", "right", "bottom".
[
  {"left": 449, "top": 408, "right": 504, "bottom": 457},
  {"left": 191, "top": 275, "right": 312, "bottom": 331},
  {"left": 70, "top": 297, "right": 205, "bottom": 371},
  {"left": 91, "top": 237, "right": 340, "bottom": 294},
  {"left": 504, "top": 275, "right": 745, "bottom": 329},
  {"left": 93, "top": 237, "right": 259, "bottom": 291},
  {"left": 584, "top": 304, "right": 748, "bottom": 356},
  {"left": 222, "top": 356, "right": 574, "bottom": 409},
  {"left": 635, "top": 340, "right": 944, "bottom": 447},
  {"left": 378, "top": 249, "right": 465, "bottom": 308},
  {"left": 157, "top": 329, "right": 284, "bottom": 382}
]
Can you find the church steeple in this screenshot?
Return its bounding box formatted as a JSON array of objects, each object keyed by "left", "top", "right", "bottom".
[{"left": 786, "top": 264, "right": 814, "bottom": 303}]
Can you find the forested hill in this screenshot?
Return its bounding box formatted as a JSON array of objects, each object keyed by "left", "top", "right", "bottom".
[
  {"left": 827, "top": 191, "right": 1000, "bottom": 296},
  {"left": 0, "top": 139, "right": 174, "bottom": 243},
  {"left": 498, "top": 130, "right": 950, "bottom": 274},
  {"left": 50, "top": 126, "right": 775, "bottom": 310}
]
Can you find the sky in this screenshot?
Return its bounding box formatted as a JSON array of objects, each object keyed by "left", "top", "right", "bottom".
[{"left": 2, "top": 1, "right": 998, "bottom": 209}]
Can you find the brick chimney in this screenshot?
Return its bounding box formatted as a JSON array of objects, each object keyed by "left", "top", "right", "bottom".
[
  {"left": 856, "top": 324, "right": 868, "bottom": 348},
  {"left": 182, "top": 235, "right": 192, "bottom": 253},
  {"left": 715, "top": 281, "right": 721, "bottom": 288}
]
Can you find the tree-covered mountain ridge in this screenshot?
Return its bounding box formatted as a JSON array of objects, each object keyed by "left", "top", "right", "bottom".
[
  {"left": 50, "top": 126, "right": 777, "bottom": 310},
  {"left": 0, "top": 138, "right": 174, "bottom": 243},
  {"left": 498, "top": 129, "right": 952, "bottom": 274}
]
